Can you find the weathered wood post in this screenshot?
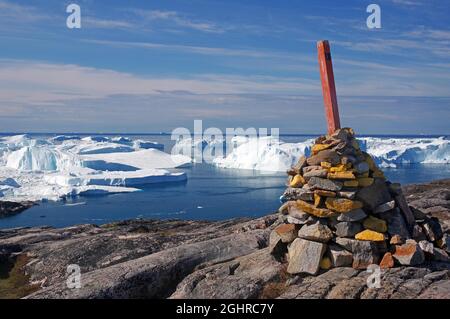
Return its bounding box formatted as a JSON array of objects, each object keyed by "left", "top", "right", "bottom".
[{"left": 317, "top": 40, "right": 341, "bottom": 135}]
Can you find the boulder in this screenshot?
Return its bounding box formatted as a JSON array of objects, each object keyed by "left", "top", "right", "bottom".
[
  {"left": 337, "top": 208, "right": 367, "bottom": 222},
  {"left": 306, "top": 150, "right": 340, "bottom": 166},
  {"left": 363, "top": 216, "right": 387, "bottom": 233},
  {"left": 298, "top": 223, "right": 333, "bottom": 243},
  {"left": 304, "top": 168, "right": 328, "bottom": 180},
  {"left": 335, "top": 222, "right": 363, "bottom": 238},
  {"left": 393, "top": 241, "right": 425, "bottom": 266},
  {"left": 287, "top": 238, "right": 326, "bottom": 275},
  {"left": 325, "top": 198, "right": 363, "bottom": 213},
  {"left": 274, "top": 224, "right": 297, "bottom": 243},
  {"left": 356, "top": 178, "right": 392, "bottom": 211},
  {"left": 292, "top": 156, "right": 307, "bottom": 175},
  {"left": 290, "top": 174, "right": 305, "bottom": 188},
  {"left": 329, "top": 244, "right": 353, "bottom": 267},
  {"left": 422, "top": 218, "right": 444, "bottom": 242},
  {"left": 269, "top": 230, "right": 286, "bottom": 257},
  {"left": 374, "top": 200, "right": 396, "bottom": 214},
  {"left": 308, "top": 177, "right": 343, "bottom": 192},
  {"left": 334, "top": 238, "right": 383, "bottom": 269},
  {"left": 281, "top": 187, "right": 314, "bottom": 202}
]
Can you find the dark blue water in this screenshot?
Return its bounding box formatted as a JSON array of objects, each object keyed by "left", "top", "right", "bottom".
[{"left": 0, "top": 134, "right": 449, "bottom": 229}]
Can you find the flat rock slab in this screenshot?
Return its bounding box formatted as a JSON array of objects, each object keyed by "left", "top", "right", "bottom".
[{"left": 287, "top": 238, "right": 326, "bottom": 275}]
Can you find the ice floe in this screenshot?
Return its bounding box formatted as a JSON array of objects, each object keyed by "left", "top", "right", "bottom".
[{"left": 0, "top": 135, "right": 190, "bottom": 202}]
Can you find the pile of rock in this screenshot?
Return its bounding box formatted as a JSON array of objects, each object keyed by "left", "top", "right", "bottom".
[{"left": 270, "top": 128, "right": 450, "bottom": 275}]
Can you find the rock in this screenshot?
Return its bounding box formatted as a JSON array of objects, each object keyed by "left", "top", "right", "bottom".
[
  {"left": 307, "top": 177, "right": 343, "bottom": 192},
  {"left": 325, "top": 198, "right": 363, "bottom": 213},
  {"left": 290, "top": 174, "right": 305, "bottom": 188},
  {"left": 422, "top": 217, "right": 444, "bottom": 242},
  {"left": 287, "top": 238, "right": 326, "bottom": 275},
  {"left": 374, "top": 200, "right": 396, "bottom": 214},
  {"left": 328, "top": 171, "right": 356, "bottom": 180},
  {"left": 287, "top": 216, "right": 308, "bottom": 225},
  {"left": 306, "top": 149, "right": 340, "bottom": 166},
  {"left": 335, "top": 222, "right": 363, "bottom": 238},
  {"left": 296, "top": 200, "right": 338, "bottom": 218},
  {"left": 380, "top": 252, "right": 395, "bottom": 269},
  {"left": 393, "top": 242, "right": 425, "bottom": 266},
  {"left": 0, "top": 201, "right": 35, "bottom": 217},
  {"left": 363, "top": 216, "right": 387, "bottom": 233},
  {"left": 354, "top": 162, "right": 369, "bottom": 174},
  {"left": 356, "top": 178, "right": 392, "bottom": 211},
  {"left": 312, "top": 143, "right": 333, "bottom": 154},
  {"left": 394, "top": 193, "right": 416, "bottom": 231},
  {"left": 304, "top": 169, "right": 328, "bottom": 180},
  {"left": 343, "top": 180, "right": 359, "bottom": 188},
  {"left": 281, "top": 188, "right": 314, "bottom": 202},
  {"left": 354, "top": 230, "right": 385, "bottom": 242},
  {"left": 337, "top": 208, "right": 367, "bottom": 222},
  {"left": 357, "top": 177, "right": 374, "bottom": 187},
  {"left": 303, "top": 165, "right": 322, "bottom": 173},
  {"left": 275, "top": 224, "right": 297, "bottom": 243},
  {"left": 269, "top": 230, "right": 286, "bottom": 257},
  {"left": 297, "top": 223, "right": 333, "bottom": 243},
  {"left": 320, "top": 257, "right": 332, "bottom": 270},
  {"left": 381, "top": 208, "right": 411, "bottom": 240},
  {"left": 314, "top": 193, "right": 323, "bottom": 207},
  {"left": 314, "top": 189, "right": 336, "bottom": 198},
  {"left": 329, "top": 244, "right": 353, "bottom": 267},
  {"left": 292, "top": 156, "right": 307, "bottom": 175},
  {"left": 334, "top": 238, "right": 383, "bottom": 269},
  {"left": 412, "top": 224, "right": 427, "bottom": 241},
  {"left": 320, "top": 161, "right": 332, "bottom": 169},
  {"left": 390, "top": 235, "right": 404, "bottom": 245},
  {"left": 410, "top": 207, "right": 428, "bottom": 220},
  {"left": 432, "top": 248, "right": 449, "bottom": 262},
  {"left": 388, "top": 183, "right": 402, "bottom": 196},
  {"left": 337, "top": 191, "right": 356, "bottom": 200},
  {"left": 418, "top": 240, "right": 434, "bottom": 255}
]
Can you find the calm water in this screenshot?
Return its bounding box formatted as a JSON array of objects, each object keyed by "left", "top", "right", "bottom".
[{"left": 0, "top": 134, "right": 449, "bottom": 229}]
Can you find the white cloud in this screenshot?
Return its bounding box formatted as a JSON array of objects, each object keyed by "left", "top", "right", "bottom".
[{"left": 132, "top": 9, "right": 224, "bottom": 33}]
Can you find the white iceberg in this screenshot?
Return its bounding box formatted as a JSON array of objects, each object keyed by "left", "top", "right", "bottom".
[{"left": 0, "top": 134, "right": 189, "bottom": 203}]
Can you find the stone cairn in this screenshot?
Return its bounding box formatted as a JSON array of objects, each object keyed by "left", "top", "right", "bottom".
[{"left": 270, "top": 127, "right": 449, "bottom": 275}]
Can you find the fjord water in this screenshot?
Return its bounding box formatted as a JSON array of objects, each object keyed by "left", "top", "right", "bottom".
[{"left": 0, "top": 134, "right": 449, "bottom": 229}]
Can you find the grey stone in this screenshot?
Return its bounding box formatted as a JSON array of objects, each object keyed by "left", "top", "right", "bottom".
[
  {"left": 382, "top": 208, "right": 411, "bottom": 240},
  {"left": 269, "top": 230, "right": 286, "bottom": 257},
  {"left": 335, "top": 222, "right": 363, "bottom": 238},
  {"left": 297, "top": 223, "right": 333, "bottom": 243},
  {"left": 292, "top": 156, "right": 307, "bottom": 175},
  {"left": 356, "top": 178, "right": 392, "bottom": 211},
  {"left": 329, "top": 244, "right": 353, "bottom": 267},
  {"left": 282, "top": 188, "right": 314, "bottom": 202},
  {"left": 287, "top": 238, "right": 326, "bottom": 275},
  {"left": 307, "top": 177, "right": 343, "bottom": 192},
  {"left": 287, "top": 216, "right": 308, "bottom": 225},
  {"left": 334, "top": 237, "right": 384, "bottom": 269},
  {"left": 354, "top": 162, "right": 369, "bottom": 174},
  {"left": 306, "top": 149, "right": 340, "bottom": 166},
  {"left": 302, "top": 165, "right": 322, "bottom": 173},
  {"left": 374, "top": 200, "right": 396, "bottom": 214},
  {"left": 303, "top": 168, "right": 328, "bottom": 180},
  {"left": 394, "top": 194, "right": 416, "bottom": 230},
  {"left": 432, "top": 248, "right": 449, "bottom": 262},
  {"left": 337, "top": 208, "right": 367, "bottom": 222}
]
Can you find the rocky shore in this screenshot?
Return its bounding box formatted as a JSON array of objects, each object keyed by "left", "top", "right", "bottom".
[{"left": 0, "top": 179, "right": 449, "bottom": 299}]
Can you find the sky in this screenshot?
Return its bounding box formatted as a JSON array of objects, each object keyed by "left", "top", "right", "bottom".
[{"left": 0, "top": 0, "right": 449, "bottom": 134}]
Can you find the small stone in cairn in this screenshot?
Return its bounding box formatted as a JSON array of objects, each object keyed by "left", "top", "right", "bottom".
[{"left": 271, "top": 127, "right": 449, "bottom": 275}]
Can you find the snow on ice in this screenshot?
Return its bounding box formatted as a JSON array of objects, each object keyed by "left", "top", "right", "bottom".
[{"left": 0, "top": 135, "right": 190, "bottom": 202}]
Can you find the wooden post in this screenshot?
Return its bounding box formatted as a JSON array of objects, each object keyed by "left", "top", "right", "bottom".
[{"left": 317, "top": 40, "right": 341, "bottom": 135}]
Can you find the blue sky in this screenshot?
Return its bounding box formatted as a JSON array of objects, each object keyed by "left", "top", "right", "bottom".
[{"left": 0, "top": 0, "right": 449, "bottom": 134}]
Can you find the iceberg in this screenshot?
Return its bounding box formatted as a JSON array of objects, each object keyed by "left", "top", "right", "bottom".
[
  {"left": 360, "top": 137, "right": 450, "bottom": 166},
  {"left": 213, "top": 137, "right": 312, "bottom": 172},
  {"left": 0, "top": 134, "right": 189, "bottom": 203}
]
